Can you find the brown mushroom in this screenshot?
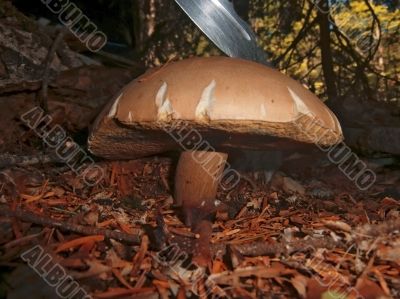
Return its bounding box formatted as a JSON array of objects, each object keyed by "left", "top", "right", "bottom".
[{"left": 88, "top": 56, "right": 343, "bottom": 227}]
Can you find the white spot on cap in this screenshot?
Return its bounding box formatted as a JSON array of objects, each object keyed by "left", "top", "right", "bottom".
[
  {"left": 108, "top": 92, "right": 123, "bottom": 118},
  {"left": 155, "top": 82, "right": 168, "bottom": 108},
  {"left": 158, "top": 99, "right": 174, "bottom": 121},
  {"left": 155, "top": 82, "right": 174, "bottom": 121},
  {"left": 128, "top": 111, "right": 132, "bottom": 122},
  {"left": 260, "top": 103, "right": 267, "bottom": 119},
  {"left": 195, "top": 80, "right": 216, "bottom": 121},
  {"left": 288, "top": 87, "right": 313, "bottom": 118}
]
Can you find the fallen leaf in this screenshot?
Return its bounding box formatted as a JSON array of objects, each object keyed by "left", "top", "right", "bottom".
[
  {"left": 291, "top": 274, "right": 308, "bottom": 298},
  {"left": 56, "top": 235, "right": 104, "bottom": 253},
  {"left": 283, "top": 176, "right": 305, "bottom": 195},
  {"left": 323, "top": 220, "right": 352, "bottom": 233},
  {"left": 70, "top": 260, "right": 112, "bottom": 279},
  {"left": 377, "top": 244, "right": 400, "bottom": 264},
  {"left": 356, "top": 278, "right": 388, "bottom": 299}
]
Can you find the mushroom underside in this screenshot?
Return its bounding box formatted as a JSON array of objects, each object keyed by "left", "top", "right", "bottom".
[{"left": 89, "top": 116, "right": 341, "bottom": 160}]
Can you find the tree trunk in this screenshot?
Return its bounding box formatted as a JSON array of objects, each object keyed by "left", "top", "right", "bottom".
[
  {"left": 317, "top": 0, "right": 338, "bottom": 104},
  {"left": 132, "top": 0, "right": 157, "bottom": 53}
]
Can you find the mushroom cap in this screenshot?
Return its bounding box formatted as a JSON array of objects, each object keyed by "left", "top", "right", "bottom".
[{"left": 89, "top": 56, "right": 343, "bottom": 159}]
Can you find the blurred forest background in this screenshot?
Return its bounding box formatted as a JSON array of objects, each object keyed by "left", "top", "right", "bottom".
[{"left": 11, "top": 0, "right": 400, "bottom": 104}]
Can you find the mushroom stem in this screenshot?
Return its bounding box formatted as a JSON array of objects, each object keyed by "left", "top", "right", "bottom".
[{"left": 174, "top": 151, "right": 227, "bottom": 227}]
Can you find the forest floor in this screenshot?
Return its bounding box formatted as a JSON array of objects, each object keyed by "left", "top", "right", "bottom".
[{"left": 0, "top": 86, "right": 399, "bottom": 299}]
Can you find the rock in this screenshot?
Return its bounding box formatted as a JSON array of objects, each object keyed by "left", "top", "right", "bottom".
[
  {"left": 308, "top": 187, "right": 334, "bottom": 200},
  {"left": 344, "top": 127, "right": 400, "bottom": 155},
  {"left": 271, "top": 172, "right": 305, "bottom": 195},
  {"left": 282, "top": 176, "right": 305, "bottom": 195}
]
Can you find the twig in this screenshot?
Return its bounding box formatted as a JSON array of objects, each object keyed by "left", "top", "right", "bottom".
[
  {"left": 332, "top": 27, "right": 373, "bottom": 98},
  {"left": 0, "top": 153, "right": 62, "bottom": 169},
  {"left": 3, "top": 231, "right": 45, "bottom": 249},
  {"left": 362, "top": 0, "right": 382, "bottom": 61},
  {"left": 283, "top": 44, "right": 319, "bottom": 69},
  {"left": 96, "top": 50, "right": 143, "bottom": 68},
  {"left": 273, "top": 9, "right": 317, "bottom": 65},
  {"left": 0, "top": 207, "right": 141, "bottom": 245},
  {"left": 39, "top": 30, "right": 65, "bottom": 113},
  {"left": 232, "top": 237, "right": 342, "bottom": 257}
]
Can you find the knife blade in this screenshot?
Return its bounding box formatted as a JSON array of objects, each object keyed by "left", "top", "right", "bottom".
[{"left": 175, "top": 0, "right": 270, "bottom": 66}]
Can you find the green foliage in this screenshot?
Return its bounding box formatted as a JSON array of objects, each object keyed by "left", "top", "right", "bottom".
[{"left": 321, "top": 290, "right": 349, "bottom": 299}]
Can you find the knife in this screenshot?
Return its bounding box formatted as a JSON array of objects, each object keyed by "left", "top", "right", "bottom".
[{"left": 175, "top": 0, "right": 270, "bottom": 66}]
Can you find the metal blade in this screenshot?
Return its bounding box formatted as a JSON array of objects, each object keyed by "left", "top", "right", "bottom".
[{"left": 175, "top": 0, "right": 269, "bottom": 66}]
